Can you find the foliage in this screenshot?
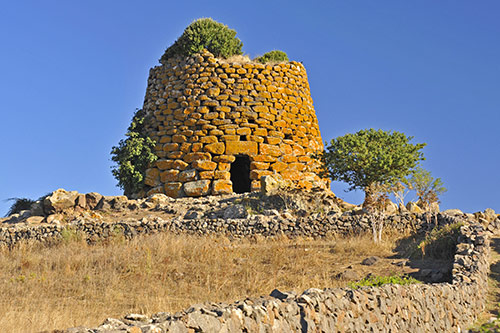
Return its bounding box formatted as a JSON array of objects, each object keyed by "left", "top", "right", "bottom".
[
  {"left": 407, "top": 167, "right": 447, "bottom": 210},
  {"left": 160, "top": 18, "right": 243, "bottom": 63},
  {"left": 473, "top": 309, "right": 500, "bottom": 332},
  {"left": 4, "top": 198, "right": 35, "bottom": 217},
  {"left": 4, "top": 193, "right": 51, "bottom": 217},
  {"left": 417, "top": 222, "right": 462, "bottom": 259},
  {"left": 255, "top": 50, "right": 289, "bottom": 64},
  {"left": 60, "top": 227, "right": 84, "bottom": 244},
  {"left": 317, "top": 128, "right": 426, "bottom": 203},
  {"left": 110, "top": 109, "right": 157, "bottom": 197},
  {"left": 349, "top": 274, "right": 421, "bottom": 289}
]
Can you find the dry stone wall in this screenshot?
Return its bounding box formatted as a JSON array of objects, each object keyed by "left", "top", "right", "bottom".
[
  {"left": 65, "top": 222, "right": 490, "bottom": 333},
  {"left": 141, "top": 50, "right": 327, "bottom": 198}
]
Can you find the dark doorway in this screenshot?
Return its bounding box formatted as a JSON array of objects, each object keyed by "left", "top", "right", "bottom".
[{"left": 230, "top": 155, "right": 251, "bottom": 193}]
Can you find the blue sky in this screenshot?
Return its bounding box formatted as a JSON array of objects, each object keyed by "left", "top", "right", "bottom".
[{"left": 1, "top": 1, "right": 499, "bottom": 215}]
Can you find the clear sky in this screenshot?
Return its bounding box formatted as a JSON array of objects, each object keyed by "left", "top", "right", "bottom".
[{"left": 1, "top": 1, "right": 499, "bottom": 215}]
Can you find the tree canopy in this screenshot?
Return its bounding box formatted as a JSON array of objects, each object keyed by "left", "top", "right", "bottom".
[
  {"left": 160, "top": 18, "right": 243, "bottom": 63},
  {"left": 318, "top": 128, "right": 426, "bottom": 203},
  {"left": 110, "top": 109, "right": 157, "bottom": 197}
]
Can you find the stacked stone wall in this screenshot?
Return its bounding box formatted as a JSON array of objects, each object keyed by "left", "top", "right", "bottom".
[
  {"left": 62, "top": 221, "right": 489, "bottom": 332},
  {"left": 141, "top": 51, "right": 326, "bottom": 198}
]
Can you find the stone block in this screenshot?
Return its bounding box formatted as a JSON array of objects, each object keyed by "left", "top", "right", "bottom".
[
  {"left": 164, "top": 182, "right": 183, "bottom": 198},
  {"left": 183, "top": 180, "right": 211, "bottom": 197},
  {"left": 252, "top": 155, "right": 277, "bottom": 163},
  {"left": 199, "top": 171, "right": 215, "bottom": 179},
  {"left": 144, "top": 168, "right": 160, "bottom": 186},
  {"left": 171, "top": 159, "right": 189, "bottom": 170},
  {"left": 225, "top": 141, "right": 258, "bottom": 155},
  {"left": 260, "top": 143, "right": 282, "bottom": 157},
  {"left": 178, "top": 169, "right": 197, "bottom": 182},
  {"left": 212, "top": 180, "right": 232, "bottom": 195},
  {"left": 184, "top": 152, "right": 212, "bottom": 163},
  {"left": 172, "top": 134, "right": 187, "bottom": 143},
  {"left": 213, "top": 155, "right": 236, "bottom": 163},
  {"left": 271, "top": 161, "right": 288, "bottom": 172},
  {"left": 280, "top": 170, "right": 302, "bottom": 181},
  {"left": 204, "top": 142, "right": 225, "bottom": 154},
  {"left": 250, "top": 169, "right": 272, "bottom": 180},
  {"left": 250, "top": 161, "right": 270, "bottom": 170},
  {"left": 214, "top": 171, "right": 231, "bottom": 180},
  {"left": 156, "top": 159, "right": 173, "bottom": 170},
  {"left": 161, "top": 170, "right": 179, "bottom": 182},
  {"left": 193, "top": 160, "right": 217, "bottom": 171},
  {"left": 163, "top": 143, "right": 179, "bottom": 152}
]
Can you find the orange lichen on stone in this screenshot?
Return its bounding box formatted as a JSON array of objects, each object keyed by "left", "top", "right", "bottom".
[{"left": 139, "top": 51, "right": 328, "bottom": 198}]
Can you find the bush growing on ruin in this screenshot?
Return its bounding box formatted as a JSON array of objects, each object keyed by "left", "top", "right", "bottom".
[
  {"left": 317, "top": 128, "right": 426, "bottom": 208},
  {"left": 5, "top": 198, "right": 35, "bottom": 216},
  {"left": 349, "top": 274, "right": 421, "bottom": 289},
  {"left": 160, "top": 18, "right": 243, "bottom": 63},
  {"left": 407, "top": 167, "right": 447, "bottom": 211},
  {"left": 110, "top": 109, "right": 157, "bottom": 197},
  {"left": 255, "top": 50, "right": 289, "bottom": 64}
]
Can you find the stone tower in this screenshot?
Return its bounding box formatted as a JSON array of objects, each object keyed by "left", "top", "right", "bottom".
[{"left": 141, "top": 50, "right": 326, "bottom": 198}]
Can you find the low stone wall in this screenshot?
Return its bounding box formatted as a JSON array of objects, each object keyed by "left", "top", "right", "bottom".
[
  {"left": 0, "top": 211, "right": 470, "bottom": 248},
  {"left": 65, "top": 222, "right": 489, "bottom": 332}
]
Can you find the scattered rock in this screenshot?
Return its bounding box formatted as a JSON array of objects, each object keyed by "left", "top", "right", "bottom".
[
  {"left": 26, "top": 216, "right": 45, "bottom": 224},
  {"left": 442, "top": 209, "right": 464, "bottom": 216},
  {"left": 406, "top": 202, "right": 423, "bottom": 214},
  {"left": 361, "top": 256, "right": 379, "bottom": 266},
  {"left": 269, "top": 289, "right": 296, "bottom": 300},
  {"left": 335, "top": 269, "right": 360, "bottom": 280},
  {"left": 223, "top": 204, "right": 248, "bottom": 219},
  {"left": 85, "top": 192, "right": 103, "bottom": 210},
  {"left": 44, "top": 189, "right": 79, "bottom": 214}
]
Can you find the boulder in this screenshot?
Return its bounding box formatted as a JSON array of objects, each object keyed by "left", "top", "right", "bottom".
[
  {"left": 484, "top": 208, "right": 497, "bottom": 222},
  {"left": 26, "top": 216, "right": 45, "bottom": 224},
  {"left": 146, "top": 193, "right": 172, "bottom": 207},
  {"left": 43, "top": 189, "right": 79, "bottom": 214},
  {"left": 384, "top": 201, "right": 398, "bottom": 215},
  {"left": 85, "top": 192, "right": 103, "bottom": 210},
  {"left": 260, "top": 174, "right": 292, "bottom": 195},
  {"left": 260, "top": 175, "right": 280, "bottom": 195},
  {"left": 406, "top": 201, "right": 423, "bottom": 214}
]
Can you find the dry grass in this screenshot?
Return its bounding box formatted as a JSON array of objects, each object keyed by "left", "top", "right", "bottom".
[{"left": 0, "top": 231, "right": 407, "bottom": 332}]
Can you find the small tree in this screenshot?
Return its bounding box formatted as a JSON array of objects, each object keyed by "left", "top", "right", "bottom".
[
  {"left": 160, "top": 18, "right": 243, "bottom": 63},
  {"left": 407, "top": 167, "right": 446, "bottom": 223},
  {"left": 318, "top": 128, "right": 426, "bottom": 207},
  {"left": 111, "top": 109, "right": 157, "bottom": 197}
]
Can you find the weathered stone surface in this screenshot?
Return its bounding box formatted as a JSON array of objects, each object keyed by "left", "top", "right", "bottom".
[
  {"left": 212, "top": 180, "right": 232, "bottom": 195},
  {"left": 204, "top": 142, "right": 225, "bottom": 154},
  {"left": 178, "top": 169, "right": 197, "bottom": 182},
  {"left": 183, "top": 180, "right": 211, "bottom": 196},
  {"left": 406, "top": 201, "right": 423, "bottom": 214},
  {"left": 192, "top": 160, "right": 217, "bottom": 171},
  {"left": 43, "top": 189, "right": 79, "bottom": 214},
  {"left": 144, "top": 168, "right": 161, "bottom": 186},
  {"left": 225, "top": 141, "right": 258, "bottom": 155},
  {"left": 136, "top": 52, "right": 329, "bottom": 198},
  {"left": 164, "top": 182, "right": 183, "bottom": 198},
  {"left": 85, "top": 192, "right": 103, "bottom": 210}
]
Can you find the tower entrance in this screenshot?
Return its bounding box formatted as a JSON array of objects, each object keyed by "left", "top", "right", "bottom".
[{"left": 230, "top": 155, "right": 251, "bottom": 193}]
